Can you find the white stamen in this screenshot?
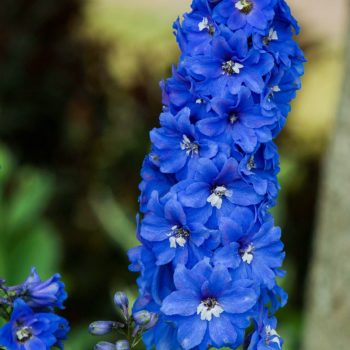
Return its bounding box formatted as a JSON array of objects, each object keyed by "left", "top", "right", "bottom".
[
  {"left": 168, "top": 225, "right": 189, "bottom": 248},
  {"left": 247, "top": 156, "right": 255, "bottom": 171},
  {"left": 235, "top": 0, "right": 253, "bottom": 13},
  {"left": 271, "top": 85, "right": 281, "bottom": 92},
  {"left": 229, "top": 113, "right": 238, "bottom": 124},
  {"left": 198, "top": 17, "right": 209, "bottom": 31},
  {"left": 222, "top": 60, "right": 244, "bottom": 75},
  {"left": 180, "top": 135, "right": 199, "bottom": 157},
  {"left": 198, "top": 17, "right": 215, "bottom": 35},
  {"left": 16, "top": 327, "right": 32, "bottom": 342},
  {"left": 235, "top": 1, "right": 245, "bottom": 10},
  {"left": 268, "top": 28, "right": 278, "bottom": 41},
  {"left": 241, "top": 243, "right": 254, "bottom": 264},
  {"left": 197, "top": 298, "right": 224, "bottom": 321},
  {"left": 196, "top": 98, "right": 204, "bottom": 104},
  {"left": 265, "top": 326, "right": 281, "bottom": 349},
  {"left": 207, "top": 186, "right": 233, "bottom": 209}
]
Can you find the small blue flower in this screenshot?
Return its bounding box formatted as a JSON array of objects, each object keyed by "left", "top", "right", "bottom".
[
  {"left": 178, "top": 157, "right": 263, "bottom": 216},
  {"left": 213, "top": 0, "right": 275, "bottom": 33},
  {"left": 174, "top": 0, "right": 219, "bottom": 56},
  {"left": 213, "top": 214, "right": 284, "bottom": 289},
  {"left": 248, "top": 311, "right": 283, "bottom": 350},
  {"left": 197, "top": 87, "right": 275, "bottom": 152},
  {"left": 0, "top": 299, "right": 68, "bottom": 350},
  {"left": 184, "top": 31, "right": 274, "bottom": 95},
  {"left": 140, "top": 194, "right": 218, "bottom": 265},
  {"left": 150, "top": 107, "right": 218, "bottom": 178},
  {"left": 10, "top": 268, "right": 67, "bottom": 310},
  {"left": 161, "top": 261, "right": 258, "bottom": 349}
]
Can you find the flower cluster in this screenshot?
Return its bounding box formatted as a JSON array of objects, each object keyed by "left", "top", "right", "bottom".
[
  {"left": 129, "top": 0, "right": 304, "bottom": 349},
  {"left": 89, "top": 291, "right": 158, "bottom": 350},
  {"left": 0, "top": 268, "right": 69, "bottom": 350}
]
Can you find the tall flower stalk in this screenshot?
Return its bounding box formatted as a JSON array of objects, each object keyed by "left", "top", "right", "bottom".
[{"left": 129, "top": 0, "right": 304, "bottom": 349}]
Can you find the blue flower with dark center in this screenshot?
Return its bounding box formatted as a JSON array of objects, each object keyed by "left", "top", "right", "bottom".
[
  {"left": 237, "top": 141, "right": 279, "bottom": 198},
  {"left": 178, "top": 157, "right": 263, "bottom": 217},
  {"left": 140, "top": 193, "right": 218, "bottom": 266},
  {"left": 248, "top": 311, "right": 283, "bottom": 350},
  {"left": 213, "top": 212, "right": 284, "bottom": 289},
  {"left": 174, "top": 0, "right": 219, "bottom": 56},
  {"left": 213, "top": 0, "right": 275, "bottom": 33},
  {"left": 197, "top": 87, "right": 275, "bottom": 152},
  {"left": 261, "top": 66, "right": 302, "bottom": 120},
  {"left": 150, "top": 107, "right": 218, "bottom": 178},
  {"left": 253, "top": 20, "right": 304, "bottom": 67},
  {"left": 161, "top": 261, "right": 258, "bottom": 349},
  {"left": 184, "top": 31, "right": 274, "bottom": 95},
  {"left": 0, "top": 299, "right": 68, "bottom": 350}
]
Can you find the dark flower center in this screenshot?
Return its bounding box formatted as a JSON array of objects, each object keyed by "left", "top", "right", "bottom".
[
  {"left": 173, "top": 227, "right": 190, "bottom": 239},
  {"left": 229, "top": 113, "right": 238, "bottom": 124},
  {"left": 16, "top": 326, "right": 32, "bottom": 343},
  {"left": 222, "top": 60, "right": 243, "bottom": 75},
  {"left": 208, "top": 25, "right": 215, "bottom": 36},
  {"left": 180, "top": 135, "right": 199, "bottom": 157},
  {"left": 247, "top": 156, "right": 255, "bottom": 170},
  {"left": 236, "top": 0, "right": 254, "bottom": 14},
  {"left": 202, "top": 297, "right": 218, "bottom": 310}
]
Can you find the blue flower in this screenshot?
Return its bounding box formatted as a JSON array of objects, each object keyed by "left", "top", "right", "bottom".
[
  {"left": 161, "top": 261, "right": 258, "bottom": 349},
  {"left": 11, "top": 268, "right": 67, "bottom": 310},
  {"left": 140, "top": 193, "right": 218, "bottom": 266},
  {"left": 237, "top": 141, "right": 279, "bottom": 198},
  {"left": 197, "top": 87, "right": 275, "bottom": 152},
  {"left": 178, "top": 157, "right": 263, "bottom": 216},
  {"left": 150, "top": 107, "right": 218, "bottom": 178},
  {"left": 213, "top": 0, "right": 276, "bottom": 33},
  {"left": 174, "top": 0, "right": 219, "bottom": 56},
  {"left": 248, "top": 311, "right": 283, "bottom": 350},
  {"left": 0, "top": 299, "right": 68, "bottom": 350},
  {"left": 213, "top": 213, "right": 284, "bottom": 289},
  {"left": 184, "top": 31, "right": 274, "bottom": 95},
  {"left": 161, "top": 67, "right": 211, "bottom": 121}
]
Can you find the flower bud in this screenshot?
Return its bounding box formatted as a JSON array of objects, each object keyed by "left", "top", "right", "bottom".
[
  {"left": 116, "top": 340, "right": 130, "bottom": 350},
  {"left": 94, "top": 341, "right": 115, "bottom": 350},
  {"left": 89, "top": 321, "right": 116, "bottom": 336},
  {"left": 144, "top": 312, "right": 158, "bottom": 330},
  {"left": 133, "top": 310, "right": 151, "bottom": 325},
  {"left": 113, "top": 292, "right": 129, "bottom": 318}
]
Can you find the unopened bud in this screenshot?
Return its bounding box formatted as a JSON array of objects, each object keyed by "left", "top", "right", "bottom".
[
  {"left": 89, "top": 321, "right": 116, "bottom": 335},
  {"left": 116, "top": 340, "right": 130, "bottom": 350},
  {"left": 133, "top": 310, "right": 151, "bottom": 326},
  {"left": 95, "top": 341, "right": 115, "bottom": 350},
  {"left": 114, "top": 291, "right": 129, "bottom": 318}
]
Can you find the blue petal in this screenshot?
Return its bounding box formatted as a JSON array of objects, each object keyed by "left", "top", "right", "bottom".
[
  {"left": 208, "top": 314, "right": 237, "bottom": 348},
  {"left": 177, "top": 316, "right": 207, "bottom": 350},
  {"left": 161, "top": 290, "right": 199, "bottom": 316}
]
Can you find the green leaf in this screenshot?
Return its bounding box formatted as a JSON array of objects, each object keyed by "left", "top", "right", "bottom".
[
  {"left": 6, "top": 170, "right": 53, "bottom": 235},
  {"left": 90, "top": 188, "right": 138, "bottom": 251},
  {"left": 5, "top": 222, "right": 61, "bottom": 284}
]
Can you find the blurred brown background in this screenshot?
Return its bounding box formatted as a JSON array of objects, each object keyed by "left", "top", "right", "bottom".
[{"left": 0, "top": 0, "right": 349, "bottom": 349}]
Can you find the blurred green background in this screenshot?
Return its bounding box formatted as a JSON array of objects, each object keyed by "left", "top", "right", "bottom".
[{"left": 0, "top": 0, "right": 348, "bottom": 349}]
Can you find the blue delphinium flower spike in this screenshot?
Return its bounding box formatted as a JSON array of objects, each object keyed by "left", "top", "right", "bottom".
[{"left": 129, "top": 0, "right": 305, "bottom": 348}]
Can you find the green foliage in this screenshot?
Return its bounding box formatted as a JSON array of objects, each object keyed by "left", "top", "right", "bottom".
[{"left": 0, "top": 144, "right": 61, "bottom": 284}]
